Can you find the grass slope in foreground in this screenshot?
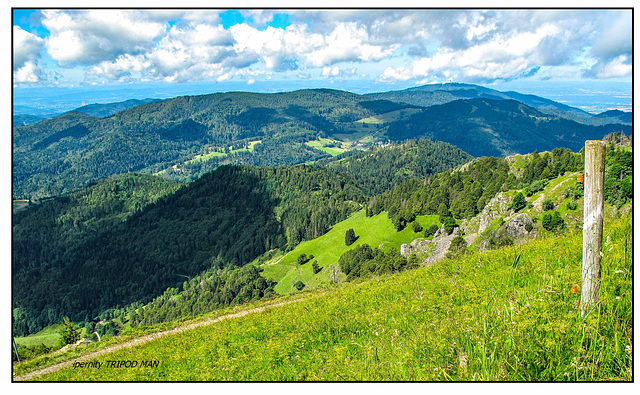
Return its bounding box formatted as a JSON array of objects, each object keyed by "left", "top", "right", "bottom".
[{"left": 34, "top": 214, "right": 632, "bottom": 381}]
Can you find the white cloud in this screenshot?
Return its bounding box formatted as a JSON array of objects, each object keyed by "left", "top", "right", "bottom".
[
  {"left": 42, "top": 10, "right": 167, "bottom": 65},
  {"left": 589, "top": 12, "right": 632, "bottom": 61},
  {"left": 322, "top": 66, "right": 339, "bottom": 78},
  {"left": 377, "top": 66, "right": 413, "bottom": 82},
  {"left": 305, "top": 22, "right": 399, "bottom": 67},
  {"left": 14, "top": 61, "right": 42, "bottom": 83},
  {"left": 216, "top": 72, "right": 231, "bottom": 82},
  {"left": 13, "top": 9, "right": 633, "bottom": 86},
  {"left": 588, "top": 55, "right": 632, "bottom": 79},
  {"left": 13, "top": 26, "right": 44, "bottom": 70}
]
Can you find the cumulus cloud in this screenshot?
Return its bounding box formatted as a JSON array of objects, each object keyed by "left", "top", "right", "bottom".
[
  {"left": 13, "top": 26, "right": 46, "bottom": 83},
  {"left": 42, "top": 10, "right": 167, "bottom": 65},
  {"left": 13, "top": 9, "right": 632, "bottom": 86},
  {"left": 13, "top": 26, "right": 44, "bottom": 69}
]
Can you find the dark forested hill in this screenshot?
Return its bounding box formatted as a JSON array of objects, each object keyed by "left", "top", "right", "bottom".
[
  {"left": 385, "top": 98, "right": 631, "bottom": 157},
  {"left": 318, "top": 139, "right": 474, "bottom": 195},
  {"left": 12, "top": 165, "right": 367, "bottom": 335}
]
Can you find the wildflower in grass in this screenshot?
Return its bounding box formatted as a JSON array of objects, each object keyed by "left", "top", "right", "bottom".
[{"left": 571, "top": 284, "right": 579, "bottom": 296}]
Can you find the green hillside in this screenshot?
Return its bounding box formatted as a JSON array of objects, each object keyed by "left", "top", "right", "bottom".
[
  {"left": 259, "top": 209, "right": 440, "bottom": 294},
  {"left": 22, "top": 213, "right": 631, "bottom": 381}
]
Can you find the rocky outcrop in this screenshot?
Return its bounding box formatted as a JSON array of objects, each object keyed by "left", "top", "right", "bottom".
[
  {"left": 504, "top": 213, "right": 533, "bottom": 238},
  {"left": 478, "top": 192, "right": 511, "bottom": 234}
]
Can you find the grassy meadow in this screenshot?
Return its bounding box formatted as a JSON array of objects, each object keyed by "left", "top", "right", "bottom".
[
  {"left": 260, "top": 209, "right": 440, "bottom": 294},
  {"left": 31, "top": 213, "right": 632, "bottom": 381}
]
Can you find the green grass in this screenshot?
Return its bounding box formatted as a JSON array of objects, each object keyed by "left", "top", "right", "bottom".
[
  {"left": 185, "top": 140, "right": 262, "bottom": 164},
  {"left": 261, "top": 209, "right": 439, "bottom": 294},
  {"left": 355, "top": 108, "right": 422, "bottom": 125},
  {"left": 33, "top": 214, "right": 632, "bottom": 381},
  {"left": 304, "top": 138, "right": 347, "bottom": 156},
  {"left": 15, "top": 325, "right": 62, "bottom": 348}
]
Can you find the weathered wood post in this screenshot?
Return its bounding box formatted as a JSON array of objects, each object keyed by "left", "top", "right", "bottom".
[{"left": 581, "top": 140, "right": 605, "bottom": 318}]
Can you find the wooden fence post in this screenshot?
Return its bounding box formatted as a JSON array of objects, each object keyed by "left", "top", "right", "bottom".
[{"left": 581, "top": 140, "right": 605, "bottom": 318}]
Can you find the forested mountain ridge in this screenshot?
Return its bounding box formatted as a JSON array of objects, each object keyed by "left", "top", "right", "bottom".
[
  {"left": 386, "top": 98, "right": 631, "bottom": 157},
  {"left": 318, "top": 139, "right": 474, "bottom": 195},
  {"left": 14, "top": 85, "right": 630, "bottom": 200},
  {"left": 13, "top": 89, "right": 419, "bottom": 199},
  {"left": 72, "top": 98, "right": 162, "bottom": 118},
  {"left": 367, "top": 82, "right": 589, "bottom": 114},
  {"left": 12, "top": 165, "right": 366, "bottom": 335}
]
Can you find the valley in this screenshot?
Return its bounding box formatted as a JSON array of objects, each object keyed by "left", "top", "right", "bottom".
[{"left": 11, "top": 83, "right": 633, "bottom": 382}]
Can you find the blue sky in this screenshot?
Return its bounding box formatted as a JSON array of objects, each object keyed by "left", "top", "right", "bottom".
[{"left": 12, "top": 8, "right": 633, "bottom": 113}]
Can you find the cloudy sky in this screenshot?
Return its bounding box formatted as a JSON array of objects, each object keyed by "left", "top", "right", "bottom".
[{"left": 11, "top": 7, "right": 633, "bottom": 112}]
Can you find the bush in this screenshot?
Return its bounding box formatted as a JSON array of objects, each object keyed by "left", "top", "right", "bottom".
[
  {"left": 564, "top": 183, "right": 584, "bottom": 200},
  {"left": 293, "top": 281, "right": 305, "bottom": 291},
  {"left": 443, "top": 217, "right": 457, "bottom": 235},
  {"left": 447, "top": 235, "right": 468, "bottom": 257},
  {"left": 312, "top": 261, "right": 321, "bottom": 274},
  {"left": 424, "top": 224, "right": 439, "bottom": 238},
  {"left": 511, "top": 192, "right": 527, "bottom": 212},
  {"left": 59, "top": 317, "right": 81, "bottom": 347},
  {"left": 566, "top": 201, "right": 578, "bottom": 210},
  {"left": 542, "top": 198, "right": 555, "bottom": 211},
  {"left": 542, "top": 211, "right": 565, "bottom": 232},
  {"left": 411, "top": 221, "right": 423, "bottom": 233},
  {"left": 524, "top": 180, "right": 548, "bottom": 197}
]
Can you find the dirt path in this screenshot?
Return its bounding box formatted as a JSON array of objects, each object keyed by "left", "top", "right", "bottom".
[
  {"left": 13, "top": 299, "right": 300, "bottom": 381},
  {"left": 531, "top": 175, "right": 575, "bottom": 210}
]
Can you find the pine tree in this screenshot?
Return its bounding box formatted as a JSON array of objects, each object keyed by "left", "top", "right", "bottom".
[
  {"left": 59, "top": 317, "right": 81, "bottom": 347},
  {"left": 345, "top": 228, "right": 357, "bottom": 246}
]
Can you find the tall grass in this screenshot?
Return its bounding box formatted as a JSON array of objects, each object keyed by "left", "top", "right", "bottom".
[{"left": 34, "top": 215, "right": 632, "bottom": 381}]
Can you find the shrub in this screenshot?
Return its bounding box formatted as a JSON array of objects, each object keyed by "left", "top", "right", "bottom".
[
  {"left": 59, "top": 317, "right": 81, "bottom": 347},
  {"left": 542, "top": 198, "right": 555, "bottom": 211},
  {"left": 312, "top": 261, "right": 321, "bottom": 274},
  {"left": 443, "top": 217, "right": 457, "bottom": 235},
  {"left": 447, "top": 235, "right": 468, "bottom": 257},
  {"left": 524, "top": 180, "right": 548, "bottom": 197},
  {"left": 424, "top": 224, "right": 439, "bottom": 238},
  {"left": 411, "top": 221, "right": 423, "bottom": 233},
  {"left": 293, "top": 281, "right": 305, "bottom": 291},
  {"left": 511, "top": 192, "right": 527, "bottom": 212},
  {"left": 542, "top": 211, "right": 565, "bottom": 232},
  {"left": 566, "top": 201, "right": 578, "bottom": 210}
]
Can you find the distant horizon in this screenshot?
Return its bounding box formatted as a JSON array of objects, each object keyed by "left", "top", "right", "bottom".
[
  {"left": 13, "top": 9, "right": 632, "bottom": 115},
  {"left": 13, "top": 78, "right": 632, "bottom": 117}
]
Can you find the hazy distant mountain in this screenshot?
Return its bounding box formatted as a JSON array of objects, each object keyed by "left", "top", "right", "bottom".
[
  {"left": 369, "top": 82, "right": 593, "bottom": 118},
  {"left": 13, "top": 114, "right": 46, "bottom": 126},
  {"left": 73, "top": 98, "right": 162, "bottom": 117},
  {"left": 593, "top": 110, "right": 633, "bottom": 125}
]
